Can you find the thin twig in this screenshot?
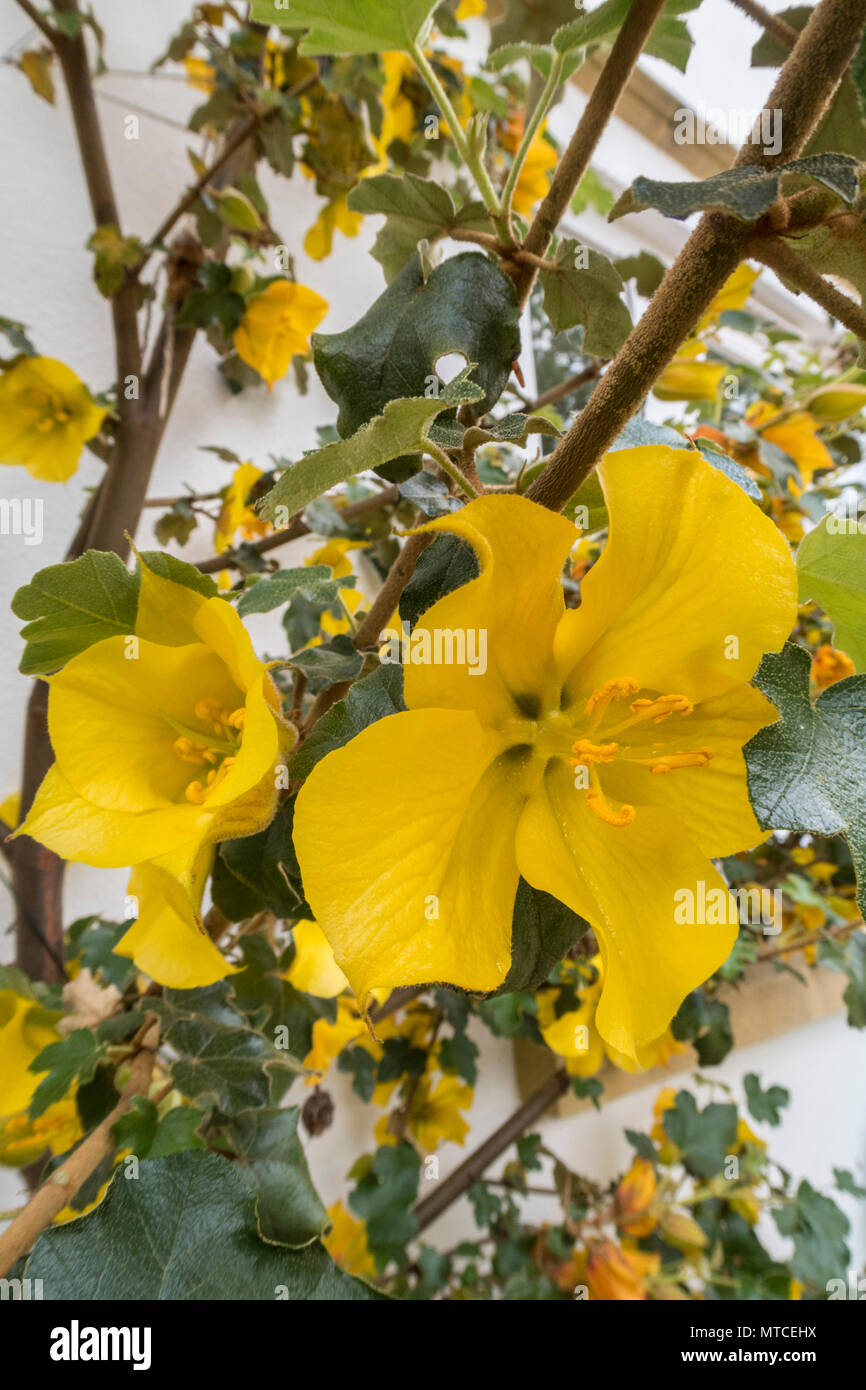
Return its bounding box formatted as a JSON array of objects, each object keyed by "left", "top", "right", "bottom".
[
  {"left": 413, "top": 1069, "right": 570, "bottom": 1234},
  {"left": 750, "top": 236, "right": 866, "bottom": 343},
  {"left": 727, "top": 0, "right": 800, "bottom": 47}
]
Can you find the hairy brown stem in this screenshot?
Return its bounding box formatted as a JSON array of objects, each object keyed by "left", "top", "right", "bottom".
[
  {"left": 727, "top": 0, "right": 800, "bottom": 47},
  {"left": 526, "top": 0, "right": 866, "bottom": 513},
  {"left": 512, "top": 0, "right": 669, "bottom": 309},
  {"left": 413, "top": 1069, "right": 570, "bottom": 1234},
  {"left": 750, "top": 236, "right": 866, "bottom": 342},
  {"left": 0, "top": 1031, "right": 158, "bottom": 1278}
]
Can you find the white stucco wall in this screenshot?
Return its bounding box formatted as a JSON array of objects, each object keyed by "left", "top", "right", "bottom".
[{"left": 1, "top": 0, "right": 864, "bottom": 1275}]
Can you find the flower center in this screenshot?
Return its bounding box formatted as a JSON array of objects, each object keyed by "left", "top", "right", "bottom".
[
  {"left": 160, "top": 697, "right": 246, "bottom": 804},
  {"left": 569, "top": 677, "right": 713, "bottom": 828}
]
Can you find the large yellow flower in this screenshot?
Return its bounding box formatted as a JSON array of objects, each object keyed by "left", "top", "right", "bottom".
[
  {"left": 0, "top": 989, "right": 82, "bottom": 1167},
  {"left": 746, "top": 402, "right": 834, "bottom": 493},
  {"left": 293, "top": 446, "right": 796, "bottom": 1057},
  {"left": 0, "top": 356, "right": 105, "bottom": 482},
  {"left": 233, "top": 281, "right": 329, "bottom": 389},
  {"left": 17, "top": 561, "right": 294, "bottom": 986}
]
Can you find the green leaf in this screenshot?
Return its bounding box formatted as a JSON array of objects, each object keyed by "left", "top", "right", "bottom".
[
  {"left": 312, "top": 252, "right": 520, "bottom": 440},
  {"left": 538, "top": 240, "right": 632, "bottom": 357},
  {"left": 744, "top": 1072, "right": 790, "bottom": 1126},
  {"left": 349, "top": 1142, "right": 421, "bottom": 1266},
  {"left": 259, "top": 379, "right": 482, "bottom": 524},
  {"left": 219, "top": 1107, "right": 328, "bottom": 1247},
  {"left": 347, "top": 173, "right": 457, "bottom": 282},
  {"left": 287, "top": 633, "right": 364, "bottom": 688},
  {"left": 817, "top": 932, "right": 866, "bottom": 1029},
  {"left": 438, "top": 1032, "right": 479, "bottom": 1085},
  {"left": 745, "top": 642, "right": 866, "bottom": 914},
  {"left": 671, "top": 992, "right": 734, "bottom": 1065},
  {"left": 496, "top": 881, "right": 589, "bottom": 994},
  {"left": 662, "top": 1091, "right": 738, "bottom": 1178},
  {"left": 137, "top": 550, "right": 219, "bottom": 598},
  {"left": 250, "top": 0, "right": 437, "bottom": 54},
  {"left": 772, "top": 1179, "right": 850, "bottom": 1289},
  {"left": 491, "top": 0, "right": 580, "bottom": 49},
  {"left": 797, "top": 513, "right": 866, "bottom": 670},
  {"left": 614, "top": 250, "right": 666, "bottom": 296},
  {"left": 13, "top": 551, "right": 138, "bottom": 675},
  {"left": 26, "top": 1151, "right": 383, "bottom": 1299},
  {"left": 217, "top": 799, "right": 311, "bottom": 921},
  {"left": 290, "top": 663, "right": 406, "bottom": 779},
  {"left": 610, "top": 153, "right": 862, "bottom": 223},
  {"left": 400, "top": 533, "right": 479, "bottom": 629},
  {"left": 230, "top": 936, "right": 334, "bottom": 1060},
  {"left": 152, "top": 984, "right": 301, "bottom": 1114},
  {"left": 236, "top": 565, "right": 347, "bottom": 616},
  {"left": 29, "top": 1030, "right": 106, "bottom": 1119},
  {"left": 834, "top": 1166, "right": 866, "bottom": 1199}
]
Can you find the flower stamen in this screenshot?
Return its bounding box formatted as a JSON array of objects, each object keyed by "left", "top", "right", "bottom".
[
  {"left": 570, "top": 737, "right": 619, "bottom": 766},
  {"left": 584, "top": 677, "right": 640, "bottom": 730}
]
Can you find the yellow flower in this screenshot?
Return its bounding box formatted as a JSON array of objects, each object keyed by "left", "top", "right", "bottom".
[
  {"left": 660, "top": 1208, "right": 708, "bottom": 1256},
  {"left": 699, "top": 263, "right": 759, "bottom": 329},
  {"left": 303, "top": 996, "right": 368, "bottom": 1083},
  {"left": 747, "top": 403, "right": 834, "bottom": 492},
  {"left": 614, "top": 1157, "right": 658, "bottom": 1237},
  {"left": 510, "top": 126, "right": 557, "bottom": 217},
  {"left": 215, "top": 463, "right": 269, "bottom": 553},
  {"left": 285, "top": 918, "right": 349, "bottom": 998},
  {"left": 377, "top": 1072, "right": 473, "bottom": 1151},
  {"left": 0, "top": 356, "right": 105, "bottom": 482},
  {"left": 323, "top": 1200, "right": 377, "bottom": 1278},
  {"left": 183, "top": 55, "right": 215, "bottom": 93},
  {"left": 16, "top": 560, "right": 293, "bottom": 987},
  {"left": 586, "top": 1239, "right": 660, "bottom": 1300},
  {"left": 0, "top": 989, "right": 82, "bottom": 1168},
  {"left": 233, "top": 281, "right": 329, "bottom": 389},
  {"left": 811, "top": 643, "right": 855, "bottom": 688},
  {"left": 456, "top": 0, "right": 486, "bottom": 14},
  {"left": 294, "top": 447, "right": 796, "bottom": 1058},
  {"left": 0, "top": 791, "right": 20, "bottom": 829},
  {"left": 304, "top": 194, "right": 364, "bottom": 261},
  {"left": 654, "top": 340, "right": 727, "bottom": 402}
]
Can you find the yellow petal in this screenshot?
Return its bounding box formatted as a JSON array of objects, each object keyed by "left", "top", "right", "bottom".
[
  {"left": 0, "top": 990, "right": 63, "bottom": 1116},
  {"left": 17, "top": 763, "right": 205, "bottom": 868},
  {"left": 555, "top": 446, "right": 797, "bottom": 706},
  {"left": 285, "top": 918, "right": 349, "bottom": 998},
  {"left": 233, "top": 281, "right": 329, "bottom": 387},
  {"left": 294, "top": 708, "right": 525, "bottom": 1000},
  {"left": 602, "top": 682, "right": 776, "bottom": 856},
  {"left": 48, "top": 636, "right": 243, "bottom": 812},
  {"left": 116, "top": 845, "right": 233, "bottom": 988},
  {"left": 406, "top": 494, "right": 578, "bottom": 728},
  {"left": 515, "top": 759, "right": 737, "bottom": 1058},
  {"left": 653, "top": 358, "right": 727, "bottom": 402}
]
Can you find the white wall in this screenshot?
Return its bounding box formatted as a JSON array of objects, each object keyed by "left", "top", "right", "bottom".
[{"left": 1, "top": 0, "right": 864, "bottom": 1273}]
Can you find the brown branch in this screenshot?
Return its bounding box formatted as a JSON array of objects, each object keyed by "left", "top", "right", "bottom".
[
  {"left": 524, "top": 361, "right": 605, "bottom": 414},
  {"left": 0, "top": 1029, "right": 158, "bottom": 1278},
  {"left": 196, "top": 485, "right": 400, "bottom": 574},
  {"left": 750, "top": 236, "right": 866, "bottom": 342},
  {"left": 727, "top": 0, "right": 800, "bottom": 47},
  {"left": 300, "top": 531, "right": 433, "bottom": 734},
  {"left": 512, "top": 0, "right": 669, "bottom": 309},
  {"left": 413, "top": 1068, "right": 570, "bottom": 1234},
  {"left": 526, "top": 0, "right": 866, "bottom": 513}
]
